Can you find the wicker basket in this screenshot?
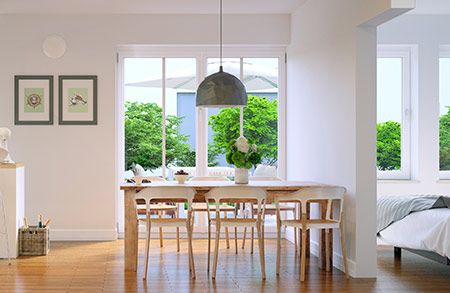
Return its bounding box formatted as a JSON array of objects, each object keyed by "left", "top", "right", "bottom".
[{"left": 19, "top": 226, "right": 50, "bottom": 256}]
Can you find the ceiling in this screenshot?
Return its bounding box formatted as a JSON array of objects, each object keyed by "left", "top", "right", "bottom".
[
  {"left": 0, "top": 0, "right": 308, "bottom": 14},
  {"left": 408, "top": 0, "right": 450, "bottom": 14}
]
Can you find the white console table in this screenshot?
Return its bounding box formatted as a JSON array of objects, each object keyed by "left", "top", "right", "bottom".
[{"left": 0, "top": 163, "right": 25, "bottom": 258}]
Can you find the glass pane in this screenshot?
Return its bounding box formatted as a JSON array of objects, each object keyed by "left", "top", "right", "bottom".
[
  {"left": 165, "top": 58, "right": 197, "bottom": 179},
  {"left": 124, "top": 58, "right": 163, "bottom": 178},
  {"left": 377, "top": 58, "right": 403, "bottom": 171},
  {"left": 243, "top": 58, "right": 279, "bottom": 171},
  {"left": 440, "top": 58, "right": 450, "bottom": 170},
  {"left": 207, "top": 58, "right": 240, "bottom": 177}
]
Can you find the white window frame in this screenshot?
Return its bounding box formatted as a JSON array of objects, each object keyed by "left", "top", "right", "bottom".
[
  {"left": 439, "top": 46, "right": 450, "bottom": 179},
  {"left": 115, "top": 45, "right": 286, "bottom": 233},
  {"left": 377, "top": 45, "right": 413, "bottom": 180}
]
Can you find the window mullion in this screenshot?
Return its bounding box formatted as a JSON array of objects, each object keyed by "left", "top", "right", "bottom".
[{"left": 162, "top": 57, "right": 166, "bottom": 178}]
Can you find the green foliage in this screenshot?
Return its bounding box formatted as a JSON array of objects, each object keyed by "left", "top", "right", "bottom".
[
  {"left": 226, "top": 137, "right": 261, "bottom": 169},
  {"left": 377, "top": 121, "right": 401, "bottom": 171},
  {"left": 440, "top": 107, "right": 450, "bottom": 170},
  {"left": 208, "top": 95, "right": 278, "bottom": 165},
  {"left": 124, "top": 102, "right": 195, "bottom": 170}
]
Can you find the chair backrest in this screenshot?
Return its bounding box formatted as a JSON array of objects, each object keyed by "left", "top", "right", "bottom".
[
  {"left": 249, "top": 176, "right": 283, "bottom": 181},
  {"left": 205, "top": 186, "right": 267, "bottom": 221},
  {"left": 135, "top": 187, "right": 196, "bottom": 214},
  {"left": 190, "top": 176, "right": 230, "bottom": 182},
  {"left": 274, "top": 186, "right": 346, "bottom": 221}
]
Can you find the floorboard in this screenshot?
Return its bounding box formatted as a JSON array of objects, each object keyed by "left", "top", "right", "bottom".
[{"left": 0, "top": 240, "right": 449, "bottom": 292}]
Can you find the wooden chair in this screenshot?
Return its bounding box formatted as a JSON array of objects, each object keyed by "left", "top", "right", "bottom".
[
  {"left": 274, "top": 186, "right": 348, "bottom": 282},
  {"left": 242, "top": 177, "right": 298, "bottom": 254},
  {"left": 205, "top": 186, "right": 267, "bottom": 280},
  {"left": 135, "top": 186, "right": 196, "bottom": 280},
  {"left": 135, "top": 176, "right": 180, "bottom": 251},
  {"left": 190, "top": 176, "right": 238, "bottom": 251}
]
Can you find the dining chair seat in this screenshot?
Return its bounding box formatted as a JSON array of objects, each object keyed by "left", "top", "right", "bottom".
[
  {"left": 135, "top": 186, "right": 196, "bottom": 280},
  {"left": 205, "top": 186, "right": 267, "bottom": 280},
  {"left": 274, "top": 186, "right": 349, "bottom": 282}
]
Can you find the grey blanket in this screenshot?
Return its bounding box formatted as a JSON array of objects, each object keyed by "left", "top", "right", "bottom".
[{"left": 377, "top": 195, "right": 450, "bottom": 233}]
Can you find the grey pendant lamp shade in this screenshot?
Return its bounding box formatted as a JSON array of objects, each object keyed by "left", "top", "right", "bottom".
[
  {"left": 196, "top": 66, "right": 247, "bottom": 107},
  {"left": 196, "top": 0, "right": 248, "bottom": 108}
]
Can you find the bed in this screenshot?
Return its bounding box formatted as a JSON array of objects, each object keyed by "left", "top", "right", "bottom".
[{"left": 377, "top": 195, "right": 450, "bottom": 265}]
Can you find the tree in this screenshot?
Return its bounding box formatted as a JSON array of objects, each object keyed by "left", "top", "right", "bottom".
[
  {"left": 377, "top": 121, "right": 401, "bottom": 171},
  {"left": 125, "top": 102, "right": 195, "bottom": 170},
  {"left": 208, "top": 95, "right": 278, "bottom": 165},
  {"left": 440, "top": 107, "right": 450, "bottom": 170}
]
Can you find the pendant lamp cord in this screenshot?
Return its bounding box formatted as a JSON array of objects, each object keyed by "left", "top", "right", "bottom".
[{"left": 220, "top": 0, "right": 223, "bottom": 72}]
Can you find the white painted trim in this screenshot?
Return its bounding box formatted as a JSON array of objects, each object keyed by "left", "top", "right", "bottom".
[
  {"left": 50, "top": 229, "right": 118, "bottom": 241},
  {"left": 439, "top": 47, "right": 450, "bottom": 179},
  {"left": 377, "top": 45, "right": 416, "bottom": 180}
]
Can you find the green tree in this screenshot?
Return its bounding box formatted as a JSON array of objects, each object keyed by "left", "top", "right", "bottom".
[
  {"left": 377, "top": 121, "right": 401, "bottom": 171},
  {"left": 208, "top": 95, "right": 278, "bottom": 165},
  {"left": 440, "top": 107, "right": 450, "bottom": 170},
  {"left": 125, "top": 102, "right": 195, "bottom": 170}
]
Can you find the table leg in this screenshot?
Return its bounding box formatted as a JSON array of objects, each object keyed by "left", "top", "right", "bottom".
[{"left": 124, "top": 190, "right": 138, "bottom": 271}]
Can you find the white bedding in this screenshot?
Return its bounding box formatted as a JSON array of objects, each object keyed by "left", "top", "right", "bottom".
[{"left": 378, "top": 208, "right": 450, "bottom": 258}]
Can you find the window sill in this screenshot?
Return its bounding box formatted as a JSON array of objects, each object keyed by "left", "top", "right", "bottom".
[
  {"left": 377, "top": 179, "right": 420, "bottom": 183},
  {"left": 437, "top": 179, "right": 450, "bottom": 183}
]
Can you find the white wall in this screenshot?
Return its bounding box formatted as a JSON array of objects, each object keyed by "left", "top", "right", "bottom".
[
  {"left": 378, "top": 15, "right": 450, "bottom": 197},
  {"left": 0, "top": 14, "right": 290, "bottom": 240},
  {"left": 287, "top": 0, "right": 413, "bottom": 277}
]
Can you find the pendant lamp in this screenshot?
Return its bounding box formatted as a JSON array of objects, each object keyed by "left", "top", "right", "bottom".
[{"left": 196, "top": 0, "right": 248, "bottom": 108}]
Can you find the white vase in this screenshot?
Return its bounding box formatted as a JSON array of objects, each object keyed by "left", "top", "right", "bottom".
[{"left": 234, "top": 168, "right": 249, "bottom": 184}]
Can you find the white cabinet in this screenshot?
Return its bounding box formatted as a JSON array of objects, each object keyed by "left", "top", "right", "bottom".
[{"left": 0, "top": 163, "right": 25, "bottom": 258}]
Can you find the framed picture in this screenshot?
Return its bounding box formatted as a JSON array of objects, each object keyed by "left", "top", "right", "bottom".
[
  {"left": 59, "top": 75, "right": 98, "bottom": 125},
  {"left": 14, "top": 75, "right": 54, "bottom": 125}
]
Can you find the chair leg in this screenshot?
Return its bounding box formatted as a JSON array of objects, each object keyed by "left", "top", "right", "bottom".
[
  {"left": 242, "top": 204, "right": 247, "bottom": 249},
  {"left": 234, "top": 206, "right": 238, "bottom": 254},
  {"left": 143, "top": 221, "right": 151, "bottom": 280},
  {"left": 176, "top": 209, "right": 180, "bottom": 253},
  {"left": 212, "top": 223, "right": 221, "bottom": 279},
  {"left": 207, "top": 221, "right": 211, "bottom": 273},
  {"left": 158, "top": 211, "right": 163, "bottom": 248},
  {"left": 187, "top": 221, "right": 196, "bottom": 279},
  {"left": 294, "top": 206, "right": 298, "bottom": 255},
  {"left": 256, "top": 223, "right": 266, "bottom": 280},
  {"left": 251, "top": 206, "right": 254, "bottom": 254},
  {"left": 300, "top": 228, "right": 307, "bottom": 282},
  {"left": 276, "top": 218, "right": 281, "bottom": 276},
  {"left": 325, "top": 229, "right": 331, "bottom": 272},
  {"left": 339, "top": 221, "right": 349, "bottom": 279},
  {"left": 224, "top": 211, "right": 230, "bottom": 249}
]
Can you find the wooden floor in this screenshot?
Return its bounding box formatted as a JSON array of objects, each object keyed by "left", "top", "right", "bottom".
[{"left": 0, "top": 240, "right": 449, "bottom": 292}]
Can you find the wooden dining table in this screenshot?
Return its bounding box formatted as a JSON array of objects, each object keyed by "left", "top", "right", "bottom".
[{"left": 120, "top": 180, "right": 338, "bottom": 272}]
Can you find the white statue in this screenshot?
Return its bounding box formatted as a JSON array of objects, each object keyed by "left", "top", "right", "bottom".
[{"left": 0, "top": 128, "right": 14, "bottom": 163}]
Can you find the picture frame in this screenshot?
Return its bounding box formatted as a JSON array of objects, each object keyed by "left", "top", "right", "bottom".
[
  {"left": 14, "top": 75, "right": 54, "bottom": 125},
  {"left": 58, "top": 75, "right": 98, "bottom": 125}
]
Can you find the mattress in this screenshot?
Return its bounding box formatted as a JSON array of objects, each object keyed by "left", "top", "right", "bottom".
[{"left": 378, "top": 208, "right": 450, "bottom": 258}]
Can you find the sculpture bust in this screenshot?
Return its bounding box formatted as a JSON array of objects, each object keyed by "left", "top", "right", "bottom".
[{"left": 0, "top": 128, "right": 14, "bottom": 163}]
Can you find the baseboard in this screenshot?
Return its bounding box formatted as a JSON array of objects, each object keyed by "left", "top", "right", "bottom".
[
  {"left": 117, "top": 231, "right": 280, "bottom": 239},
  {"left": 50, "top": 229, "right": 118, "bottom": 241}
]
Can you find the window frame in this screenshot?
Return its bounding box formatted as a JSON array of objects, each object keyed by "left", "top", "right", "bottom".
[
  {"left": 439, "top": 47, "right": 450, "bottom": 179},
  {"left": 377, "top": 45, "right": 412, "bottom": 180}
]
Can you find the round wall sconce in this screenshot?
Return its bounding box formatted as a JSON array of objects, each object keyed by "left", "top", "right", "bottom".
[{"left": 42, "top": 35, "right": 66, "bottom": 59}]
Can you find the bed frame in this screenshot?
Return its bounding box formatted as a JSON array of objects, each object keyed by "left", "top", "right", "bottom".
[{"left": 394, "top": 246, "right": 450, "bottom": 265}]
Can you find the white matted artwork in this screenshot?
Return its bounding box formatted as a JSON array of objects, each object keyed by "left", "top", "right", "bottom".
[
  {"left": 58, "top": 75, "right": 97, "bottom": 125},
  {"left": 14, "top": 75, "right": 53, "bottom": 125}
]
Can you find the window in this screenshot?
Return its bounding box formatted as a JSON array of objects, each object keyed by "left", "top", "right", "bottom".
[
  {"left": 439, "top": 49, "right": 450, "bottom": 177},
  {"left": 118, "top": 47, "right": 285, "bottom": 180},
  {"left": 377, "top": 46, "right": 412, "bottom": 179}
]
